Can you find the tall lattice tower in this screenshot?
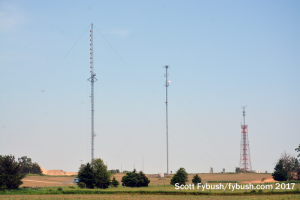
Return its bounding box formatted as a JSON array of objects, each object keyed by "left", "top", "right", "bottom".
[
  {"left": 239, "top": 106, "right": 252, "bottom": 172},
  {"left": 164, "top": 65, "right": 170, "bottom": 175},
  {"left": 88, "top": 23, "right": 97, "bottom": 162}
]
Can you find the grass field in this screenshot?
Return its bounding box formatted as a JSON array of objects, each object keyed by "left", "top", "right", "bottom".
[
  {"left": 0, "top": 194, "right": 300, "bottom": 200},
  {"left": 20, "top": 173, "right": 274, "bottom": 188},
  {"left": 9, "top": 173, "right": 299, "bottom": 199}
]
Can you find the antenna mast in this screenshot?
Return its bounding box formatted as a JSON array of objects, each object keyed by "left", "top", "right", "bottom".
[
  {"left": 164, "top": 65, "right": 170, "bottom": 174},
  {"left": 239, "top": 106, "right": 252, "bottom": 172},
  {"left": 88, "top": 23, "right": 97, "bottom": 162}
]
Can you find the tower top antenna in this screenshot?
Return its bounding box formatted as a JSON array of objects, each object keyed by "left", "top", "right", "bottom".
[{"left": 242, "top": 106, "right": 246, "bottom": 125}]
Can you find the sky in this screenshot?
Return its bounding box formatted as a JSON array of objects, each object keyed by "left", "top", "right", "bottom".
[{"left": 0, "top": 0, "right": 299, "bottom": 174}]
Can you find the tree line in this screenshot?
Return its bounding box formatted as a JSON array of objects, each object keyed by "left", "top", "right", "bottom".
[{"left": 0, "top": 155, "right": 42, "bottom": 190}]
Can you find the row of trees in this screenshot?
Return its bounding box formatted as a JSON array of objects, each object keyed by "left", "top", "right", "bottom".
[
  {"left": 18, "top": 156, "right": 42, "bottom": 175},
  {"left": 78, "top": 161, "right": 200, "bottom": 188},
  {"left": 78, "top": 158, "right": 151, "bottom": 188},
  {"left": 0, "top": 155, "right": 43, "bottom": 190},
  {"left": 170, "top": 167, "right": 202, "bottom": 185}
]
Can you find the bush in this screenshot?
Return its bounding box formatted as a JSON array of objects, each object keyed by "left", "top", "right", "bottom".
[
  {"left": 192, "top": 174, "right": 202, "bottom": 185},
  {"left": 170, "top": 167, "right": 188, "bottom": 185},
  {"left": 57, "top": 187, "right": 63, "bottom": 191},
  {"left": 121, "top": 169, "right": 150, "bottom": 187},
  {"left": 68, "top": 186, "right": 75, "bottom": 189},
  {"left": 109, "top": 169, "right": 117, "bottom": 174},
  {"left": 77, "top": 182, "right": 85, "bottom": 188},
  {"left": 111, "top": 177, "right": 119, "bottom": 187}
]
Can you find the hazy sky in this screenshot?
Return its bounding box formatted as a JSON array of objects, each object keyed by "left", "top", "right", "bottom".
[{"left": 0, "top": 0, "right": 299, "bottom": 174}]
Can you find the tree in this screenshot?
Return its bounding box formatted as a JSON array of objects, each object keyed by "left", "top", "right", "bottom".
[
  {"left": 111, "top": 177, "right": 119, "bottom": 187},
  {"left": 92, "top": 158, "right": 111, "bottom": 189},
  {"left": 121, "top": 169, "right": 150, "bottom": 187},
  {"left": 0, "top": 155, "right": 25, "bottom": 189},
  {"left": 31, "top": 163, "right": 42, "bottom": 174},
  {"left": 272, "top": 159, "right": 287, "bottom": 181},
  {"left": 235, "top": 167, "right": 240, "bottom": 173},
  {"left": 192, "top": 174, "right": 202, "bottom": 185},
  {"left": 295, "top": 144, "right": 300, "bottom": 160},
  {"left": 109, "top": 169, "right": 117, "bottom": 174},
  {"left": 280, "top": 152, "right": 298, "bottom": 180},
  {"left": 77, "top": 163, "right": 95, "bottom": 188},
  {"left": 295, "top": 159, "right": 300, "bottom": 180},
  {"left": 170, "top": 167, "right": 188, "bottom": 185},
  {"left": 138, "top": 171, "right": 150, "bottom": 186},
  {"left": 116, "top": 169, "right": 120, "bottom": 173},
  {"left": 17, "top": 156, "right": 42, "bottom": 175},
  {"left": 78, "top": 164, "right": 86, "bottom": 174},
  {"left": 18, "top": 156, "right": 32, "bottom": 174}
]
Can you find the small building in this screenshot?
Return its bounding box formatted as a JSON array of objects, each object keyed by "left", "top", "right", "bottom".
[
  {"left": 158, "top": 173, "right": 164, "bottom": 178},
  {"left": 74, "top": 177, "right": 80, "bottom": 183}
]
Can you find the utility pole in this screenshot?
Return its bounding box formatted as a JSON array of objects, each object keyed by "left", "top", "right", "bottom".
[
  {"left": 143, "top": 155, "right": 144, "bottom": 173},
  {"left": 164, "top": 65, "right": 170, "bottom": 175},
  {"left": 88, "top": 23, "right": 97, "bottom": 162}
]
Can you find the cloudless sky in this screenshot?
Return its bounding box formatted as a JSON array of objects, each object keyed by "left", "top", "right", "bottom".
[{"left": 0, "top": 0, "right": 299, "bottom": 174}]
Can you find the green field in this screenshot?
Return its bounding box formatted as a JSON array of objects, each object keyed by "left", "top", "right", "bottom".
[
  {"left": 0, "top": 194, "right": 300, "bottom": 200},
  {"left": 1, "top": 173, "right": 299, "bottom": 199}
]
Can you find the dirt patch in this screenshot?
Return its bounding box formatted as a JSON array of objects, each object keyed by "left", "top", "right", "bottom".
[{"left": 40, "top": 167, "right": 77, "bottom": 176}]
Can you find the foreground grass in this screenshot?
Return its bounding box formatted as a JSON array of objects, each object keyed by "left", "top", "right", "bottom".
[
  {"left": 0, "top": 194, "right": 300, "bottom": 200},
  {"left": 0, "top": 187, "right": 299, "bottom": 195}
]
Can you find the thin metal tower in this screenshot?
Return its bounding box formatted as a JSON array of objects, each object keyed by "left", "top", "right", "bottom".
[
  {"left": 239, "top": 106, "right": 252, "bottom": 172},
  {"left": 88, "top": 23, "right": 97, "bottom": 162},
  {"left": 164, "top": 65, "right": 170, "bottom": 174}
]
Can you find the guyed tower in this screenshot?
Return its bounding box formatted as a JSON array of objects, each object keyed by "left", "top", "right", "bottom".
[
  {"left": 88, "top": 23, "right": 97, "bottom": 162},
  {"left": 164, "top": 65, "right": 170, "bottom": 174},
  {"left": 239, "top": 106, "right": 252, "bottom": 172}
]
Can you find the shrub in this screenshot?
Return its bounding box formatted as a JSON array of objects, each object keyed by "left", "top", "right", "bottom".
[
  {"left": 192, "top": 174, "right": 202, "bottom": 185},
  {"left": 121, "top": 169, "right": 150, "bottom": 187},
  {"left": 111, "top": 177, "right": 119, "bottom": 187},
  {"left": 77, "top": 182, "right": 85, "bottom": 188},
  {"left": 68, "top": 186, "right": 75, "bottom": 189},
  {"left": 170, "top": 168, "right": 188, "bottom": 185},
  {"left": 57, "top": 187, "right": 63, "bottom": 191}
]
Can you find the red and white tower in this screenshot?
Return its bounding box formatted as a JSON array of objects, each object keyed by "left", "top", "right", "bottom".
[{"left": 239, "top": 106, "right": 252, "bottom": 172}]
